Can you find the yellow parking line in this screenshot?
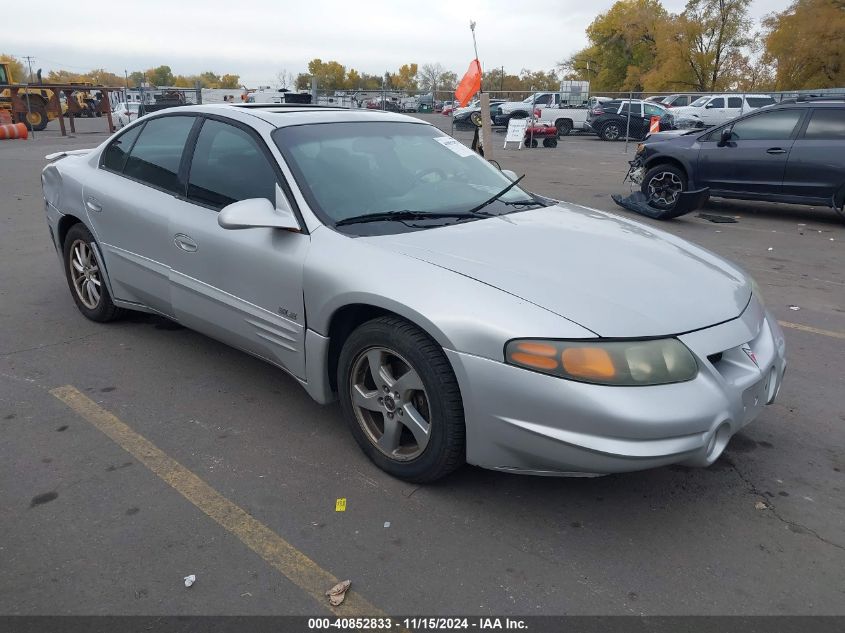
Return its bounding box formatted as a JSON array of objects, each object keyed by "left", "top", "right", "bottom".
[
  {"left": 778, "top": 321, "right": 845, "bottom": 340},
  {"left": 50, "top": 385, "right": 385, "bottom": 618}
]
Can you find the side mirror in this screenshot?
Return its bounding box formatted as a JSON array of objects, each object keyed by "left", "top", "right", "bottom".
[
  {"left": 218, "top": 185, "right": 301, "bottom": 231},
  {"left": 501, "top": 169, "right": 518, "bottom": 181},
  {"left": 717, "top": 128, "right": 733, "bottom": 147}
]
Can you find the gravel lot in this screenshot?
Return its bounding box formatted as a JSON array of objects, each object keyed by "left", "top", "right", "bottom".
[{"left": 1, "top": 114, "right": 843, "bottom": 618}]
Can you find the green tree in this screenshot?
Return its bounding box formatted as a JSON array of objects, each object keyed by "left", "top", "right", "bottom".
[
  {"left": 219, "top": 74, "right": 240, "bottom": 89},
  {"left": 763, "top": 0, "right": 845, "bottom": 89},
  {"left": 146, "top": 65, "right": 174, "bottom": 87},
  {"left": 306, "top": 59, "right": 347, "bottom": 90}
]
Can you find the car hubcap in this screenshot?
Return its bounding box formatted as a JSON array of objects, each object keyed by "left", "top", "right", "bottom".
[
  {"left": 69, "top": 239, "right": 102, "bottom": 309},
  {"left": 349, "top": 346, "right": 431, "bottom": 461},
  {"left": 605, "top": 125, "right": 620, "bottom": 139},
  {"left": 647, "top": 172, "right": 683, "bottom": 207}
]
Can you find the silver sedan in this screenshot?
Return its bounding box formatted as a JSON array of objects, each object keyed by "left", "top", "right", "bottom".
[{"left": 41, "top": 104, "right": 786, "bottom": 481}]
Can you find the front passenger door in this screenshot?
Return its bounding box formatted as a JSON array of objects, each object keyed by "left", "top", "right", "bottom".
[{"left": 168, "top": 117, "right": 310, "bottom": 378}]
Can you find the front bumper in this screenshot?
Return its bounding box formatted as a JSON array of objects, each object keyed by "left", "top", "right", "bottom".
[{"left": 446, "top": 298, "right": 786, "bottom": 476}]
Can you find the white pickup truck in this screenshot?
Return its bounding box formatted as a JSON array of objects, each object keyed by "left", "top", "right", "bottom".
[{"left": 494, "top": 92, "right": 606, "bottom": 135}]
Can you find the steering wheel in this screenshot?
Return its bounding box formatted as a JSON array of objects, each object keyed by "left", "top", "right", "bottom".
[{"left": 416, "top": 167, "right": 447, "bottom": 184}]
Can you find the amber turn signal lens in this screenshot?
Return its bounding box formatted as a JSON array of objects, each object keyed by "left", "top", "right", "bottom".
[
  {"left": 515, "top": 342, "right": 557, "bottom": 357},
  {"left": 510, "top": 352, "right": 558, "bottom": 370},
  {"left": 561, "top": 347, "right": 616, "bottom": 380}
]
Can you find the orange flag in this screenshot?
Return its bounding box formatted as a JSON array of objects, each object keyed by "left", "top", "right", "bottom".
[{"left": 454, "top": 59, "right": 482, "bottom": 107}]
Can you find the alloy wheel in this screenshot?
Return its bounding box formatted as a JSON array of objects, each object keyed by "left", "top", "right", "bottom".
[
  {"left": 647, "top": 171, "right": 683, "bottom": 207},
  {"left": 349, "top": 346, "right": 431, "bottom": 461},
  {"left": 69, "top": 239, "right": 102, "bottom": 309}
]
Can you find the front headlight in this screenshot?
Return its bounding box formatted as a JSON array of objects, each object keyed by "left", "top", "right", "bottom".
[
  {"left": 635, "top": 143, "right": 645, "bottom": 154},
  {"left": 505, "top": 338, "right": 698, "bottom": 386}
]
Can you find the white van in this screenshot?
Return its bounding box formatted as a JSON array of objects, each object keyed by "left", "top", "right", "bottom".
[{"left": 670, "top": 94, "right": 775, "bottom": 127}]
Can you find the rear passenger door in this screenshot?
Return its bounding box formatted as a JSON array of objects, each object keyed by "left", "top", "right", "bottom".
[
  {"left": 84, "top": 114, "right": 196, "bottom": 316},
  {"left": 167, "top": 116, "right": 310, "bottom": 378},
  {"left": 783, "top": 108, "right": 845, "bottom": 202}
]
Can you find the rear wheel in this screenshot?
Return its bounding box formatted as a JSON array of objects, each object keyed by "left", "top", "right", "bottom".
[
  {"left": 555, "top": 119, "right": 573, "bottom": 137},
  {"left": 338, "top": 316, "right": 465, "bottom": 482},
  {"left": 20, "top": 102, "right": 48, "bottom": 131},
  {"left": 62, "top": 224, "right": 123, "bottom": 322},
  {"left": 600, "top": 121, "right": 622, "bottom": 141},
  {"left": 641, "top": 164, "right": 688, "bottom": 211},
  {"left": 470, "top": 111, "right": 483, "bottom": 127},
  {"left": 543, "top": 137, "right": 558, "bottom": 148}
]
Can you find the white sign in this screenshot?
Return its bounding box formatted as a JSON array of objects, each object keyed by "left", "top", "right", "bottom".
[
  {"left": 434, "top": 136, "right": 476, "bottom": 158},
  {"left": 504, "top": 118, "right": 528, "bottom": 148}
]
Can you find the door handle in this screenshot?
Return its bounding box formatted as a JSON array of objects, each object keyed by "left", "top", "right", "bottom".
[
  {"left": 766, "top": 148, "right": 787, "bottom": 154},
  {"left": 173, "top": 233, "right": 198, "bottom": 252},
  {"left": 85, "top": 197, "right": 102, "bottom": 213}
]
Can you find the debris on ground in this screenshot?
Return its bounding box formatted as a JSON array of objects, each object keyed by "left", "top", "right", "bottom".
[
  {"left": 184, "top": 574, "right": 196, "bottom": 588},
  {"left": 611, "top": 188, "right": 710, "bottom": 220},
  {"left": 789, "top": 305, "right": 801, "bottom": 311},
  {"left": 326, "top": 580, "right": 351, "bottom": 606},
  {"left": 768, "top": 247, "right": 774, "bottom": 251},
  {"left": 335, "top": 498, "right": 347, "bottom": 512},
  {"left": 754, "top": 501, "right": 768, "bottom": 510},
  {"left": 697, "top": 213, "right": 737, "bottom": 224},
  {"left": 383, "top": 521, "right": 391, "bottom": 528}
]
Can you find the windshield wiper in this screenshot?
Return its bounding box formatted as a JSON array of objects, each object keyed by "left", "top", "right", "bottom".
[
  {"left": 335, "top": 210, "right": 490, "bottom": 227},
  {"left": 465, "top": 175, "right": 526, "bottom": 215}
]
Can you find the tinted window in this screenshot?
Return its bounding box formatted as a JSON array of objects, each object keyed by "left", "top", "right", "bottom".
[
  {"left": 729, "top": 110, "right": 803, "bottom": 140},
  {"left": 187, "top": 119, "right": 277, "bottom": 209},
  {"left": 728, "top": 97, "right": 743, "bottom": 108},
  {"left": 102, "top": 123, "right": 143, "bottom": 173},
  {"left": 620, "top": 102, "right": 642, "bottom": 115},
  {"left": 0, "top": 65, "right": 7, "bottom": 84},
  {"left": 644, "top": 103, "right": 664, "bottom": 116},
  {"left": 709, "top": 98, "right": 725, "bottom": 108},
  {"left": 675, "top": 96, "right": 689, "bottom": 106},
  {"left": 804, "top": 109, "right": 845, "bottom": 140},
  {"left": 533, "top": 94, "right": 551, "bottom": 105},
  {"left": 123, "top": 116, "right": 194, "bottom": 194},
  {"left": 747, "top": 97, "right": 775, "bottom": 108}
]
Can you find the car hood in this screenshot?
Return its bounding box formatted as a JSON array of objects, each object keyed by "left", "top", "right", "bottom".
[{"left": 362, "top": 204, "right": 750, "bottom": 337}]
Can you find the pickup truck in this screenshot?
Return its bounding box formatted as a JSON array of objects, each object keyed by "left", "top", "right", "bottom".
[{"left": 494, "top": 92, "right": 607, "bottom": 135}]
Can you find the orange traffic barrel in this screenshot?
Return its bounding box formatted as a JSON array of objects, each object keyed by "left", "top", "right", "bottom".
[{"left": 0, "top": 122, "right": 28, "bottom": 140}]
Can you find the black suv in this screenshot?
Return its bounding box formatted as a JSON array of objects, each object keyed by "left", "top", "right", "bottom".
[
  {"left": 633, "top": 98, "right": 845, "bottom": 219},
  {"left": 586, "top": 100, "right": 667, "bottom": 141}
]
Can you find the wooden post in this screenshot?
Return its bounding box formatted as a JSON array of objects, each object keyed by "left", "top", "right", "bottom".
[{"left": 50, "top": 90, "right": 66, "bottom": 136}]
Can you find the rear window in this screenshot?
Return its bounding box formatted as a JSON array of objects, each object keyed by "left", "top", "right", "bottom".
[
  {"left": 122, "top": 115, "right": 195, "bottom": 194},
  {"left": 804, "top": 109, "right": 845, "bottom": 140},
  {"left": 102, "top": 124, "right": 144, "bottom": 173},
  {"left": 747, "top": 97, "right": 775, "bottom": 108},
  {"left": 728, "top": 97, "right": 743, "bottom": 108}
]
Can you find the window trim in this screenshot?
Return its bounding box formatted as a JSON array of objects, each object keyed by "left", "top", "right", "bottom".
[
  {"left": 699, "top": 107, "right": 808, "bottom": 143},
  {"left": 180, "top": 113, "right": 308, "bottom": 234},
  {"left": 98, "top": 112, "right": 198, "bottom": 198}
]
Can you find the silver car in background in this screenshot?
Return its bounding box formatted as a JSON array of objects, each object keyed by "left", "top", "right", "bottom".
[{"left": 41, "top": 104, "right": 786, "bottom": 482}]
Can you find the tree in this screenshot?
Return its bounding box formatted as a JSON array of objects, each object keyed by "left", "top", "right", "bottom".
[
  {"left": 0, "top": 54, "right": 27, "bottom": 82},
  {"left": 219, "top": 74, "right": 240, "bottom": 89},
  {"left": 763, "top": 0, "right": 845, "bottom": 89},
  {"left": 146, "top": 65, "right": 174, "bottom": 87},
  {"left": 646, "top": 0, "right": 753, "bottom": 92},
  {"left": 276, "top": 68, "right": 294, "bottom": 90},
  {"left": 391, "top": 63, "right": 419, "bottom": 91},
  {"left": 561, "top": 0, "right": 668, "bottom": 91},
  {"left": 306, "top": 59, "right": 347, "bottom": 90},
  {"left": 417, "top": 63, "right": 445, "bottom": 92},
  {"left": 129, "top": 71, "right": 145, "bottom": 86}
]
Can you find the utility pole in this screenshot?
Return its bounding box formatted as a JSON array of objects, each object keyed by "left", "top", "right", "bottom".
[{"left": 22, "top": 55, "right": 35, "bottom": 140}]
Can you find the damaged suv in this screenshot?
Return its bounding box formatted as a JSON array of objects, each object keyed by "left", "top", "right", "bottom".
[{"left": 628, "top": 98, "right": 845, "bottom": 219}]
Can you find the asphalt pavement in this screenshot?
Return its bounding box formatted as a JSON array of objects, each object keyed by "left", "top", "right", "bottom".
[{"left": 1, "top": 115, "right": 843, "bottom": 618}]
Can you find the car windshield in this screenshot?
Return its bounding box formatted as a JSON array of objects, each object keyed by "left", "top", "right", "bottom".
[
  {"left": 273, "top": 122, "right": 538, "bottom": 227},
  {"left": 689, "top": 97, "right": 710, "bottom": 107}
]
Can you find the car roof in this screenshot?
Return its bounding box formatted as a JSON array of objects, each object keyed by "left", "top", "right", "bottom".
[{"left": 163, "top": 103, "right": 432, "bottom": 128}]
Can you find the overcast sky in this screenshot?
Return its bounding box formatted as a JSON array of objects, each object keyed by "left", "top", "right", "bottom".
[{"left": 9, "top": 0, "right": 792, "bottom": 86}]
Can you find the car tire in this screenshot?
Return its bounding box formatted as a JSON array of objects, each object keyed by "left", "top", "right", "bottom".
[
  {"left": 555, "top": 119, "right": 572, "bottom": 137},
  {"left": 641, "top": 164, "right": 688, "bottom": 211},
  {"left": 19, "top": 102, "right": 49, "bottom": 131},
  {"left": 62, "top": 223, "right": 124, "bottom": 322},
  {"left": 600, "top": 122, "right": 622, "bottom": 141},
  {"left": 543, "top": 138, "right": 558, "bottom": 148},
  {"left": 337, "top": 316, "right": 466, "bottom": 482},
  {"left": 470, "top": 111, "right": 482, "bottom": 127}
]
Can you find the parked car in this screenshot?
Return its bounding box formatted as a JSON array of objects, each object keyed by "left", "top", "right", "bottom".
[
  {"left": 112, "top": 102, "right": 140, "bottom": 129},
  {"left": 659, "top": 94, "right": 704, "bottom": 108},
  {"left": 668, "top": 94, "right": 775, "bottom": 128},
  {"left": 629, "top": 98, "right": 845, "bottom": 219},
  {"left": 586, "top": 99, "right": 667, "bottom": 140},
  {"left": 453, "top": 99, "right": 505, "bottom": 129},
  {"left": 42, "top": 103, "right": 786, "bottom": 481},
  {"left": 441, "top": 101, "right": 455, "bottom": 115},
  {"left": 494, "top": 92, "right": 595, "bottom": 135}
]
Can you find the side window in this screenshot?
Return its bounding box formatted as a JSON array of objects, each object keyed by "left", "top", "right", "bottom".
[
  {"left": 729, "top": 110, "right": 804, "bottom": 140},
  {"left": 709, "top": 98, "right": 725, "bottom": 108},
  {"left": 676, "top": 96, "right": 688, "bottom": 106},
  {"left": 644, "top": 104, "right": 664, "bottom": 116},
  {"left": 534, "top": 94, "right": 551, "bottom": 105},
  {"left": 728, "top": 97, "right": 743, "bottom": 108},
  {"left": 123, "top": 115, "right": 195, "bottom": 194},
  {"left": 102, "top": 123, "right": 144, "bottom": 173},
  {"left": 187, "top": 119, "right": 277, "bottom": 209},
  {"left": 0, "top": 65, "right": 7, "bottom": 84},
  {"left": 803, "top": 109, "right": 845, "bottom": 140},
  {"left": 620, "top": 102, "right": 641, "bottom": 115}
]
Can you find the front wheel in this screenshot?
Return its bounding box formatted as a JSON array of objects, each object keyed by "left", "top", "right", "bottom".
[
  {"left": 337, "top": 316, "right": 465, "bottom": 482},
  {"left": 555, "top": 119, "right": 573, "bottom": 136},
  {"left": 62, "top": 223, "right": 124, "bottom": 322},
  {"left": 641, "top": 164, "right": 688, "bottom": 211},
  {"left": 20, "top": 102, "right": 48, "bottom": 131}
]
